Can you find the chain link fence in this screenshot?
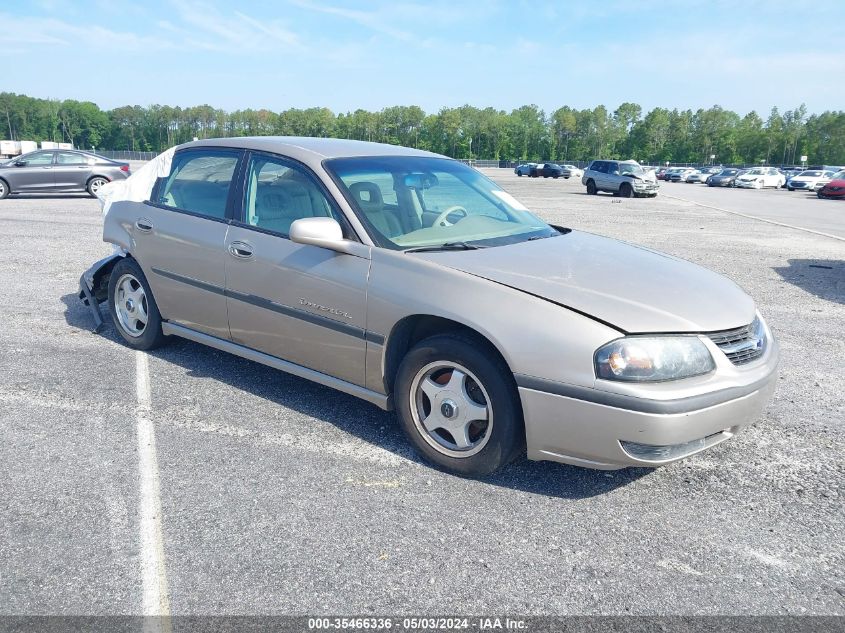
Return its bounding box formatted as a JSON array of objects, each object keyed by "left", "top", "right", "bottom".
[{"left": 96, "top": 150, "right": 160, "bottom": 161}]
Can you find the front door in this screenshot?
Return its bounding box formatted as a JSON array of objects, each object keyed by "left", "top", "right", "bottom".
[
  {"left": 8, "top": 151, "right": 55, "bottom": 191},
  {"left": 130, "top": 148, "right": 243, "bottom": 340},
  {"left": 224, "top": 152, "right": 371, "bottom": 386}
]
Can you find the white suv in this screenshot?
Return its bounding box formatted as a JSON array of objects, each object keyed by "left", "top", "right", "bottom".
[{"left": 582, "top": 160, "right": 659, "bottom": 198}]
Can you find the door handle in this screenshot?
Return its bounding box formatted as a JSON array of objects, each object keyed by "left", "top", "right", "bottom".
[
  {"left": 135, "top": 218, "right": 153, "bottom": 232},
  {"left": 228, "top": 241, "right": 254, "bottom": 259}
]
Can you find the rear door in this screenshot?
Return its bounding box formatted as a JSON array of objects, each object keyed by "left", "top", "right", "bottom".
[
  {"left": 54, "top": 151, "right": 93, "bottom": 191},
  {"left": 7, "top": 151, "right": 55, "bottom": 191},
  {"left": 224, "top": 151, "right": 370, "bottom": 386},
  {"left": 131, "top": 148, "right": 243, "bottom": 340}
]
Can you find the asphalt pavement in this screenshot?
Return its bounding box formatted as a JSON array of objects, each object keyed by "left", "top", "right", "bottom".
[{"left": 0, "top": 175, "right": 843, "bottom": 616}]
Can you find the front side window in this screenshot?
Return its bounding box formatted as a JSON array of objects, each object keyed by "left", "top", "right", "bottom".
[
  {"left": 22, "top": 152, "right": 54, "bottom": 166},
  {"left": 242, "top": 154, "right": 340, "bottom": 237},
  {"left": 157, "top": 150, "right": 239, "bottom": 219},
  {"left": 326, "top": 156, "right": 556, "bottom": 250}
]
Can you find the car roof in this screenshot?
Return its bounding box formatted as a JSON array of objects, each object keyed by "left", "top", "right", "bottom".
[{"left": 179, "top": 136, "right": 445, "bottom": 164}]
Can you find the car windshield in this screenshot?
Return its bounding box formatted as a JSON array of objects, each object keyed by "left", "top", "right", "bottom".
[
  {"left": 326, "top": 156, "right": 557, "bottom": 250},
  {"left": 799, "top": 171, "right": 822, "bottom": 177},
  {"left": 833, "top": 170, "right": 845, "bottom": 179},
  {"left": 619, "top": 163, "right": 644, "bottom": 176},
  {"left": 720, "top": 169, "right": 739, "bottom": 175}
]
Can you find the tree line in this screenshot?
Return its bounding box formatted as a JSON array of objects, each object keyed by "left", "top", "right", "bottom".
[{"left": 1, "top": 92, "right": 843, "bottom": 165}]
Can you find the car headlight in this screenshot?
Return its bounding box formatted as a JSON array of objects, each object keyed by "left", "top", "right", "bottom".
[{"left": 595, "top": 336, "right": 715, "bottom": 382}]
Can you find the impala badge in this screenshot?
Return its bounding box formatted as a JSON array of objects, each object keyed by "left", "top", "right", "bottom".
[{"left": 299, "top": 298, "right": 352, "bottom": 319}]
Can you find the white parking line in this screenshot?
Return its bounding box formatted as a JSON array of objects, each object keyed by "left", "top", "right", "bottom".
[
  {"left": 661, "top": 192, "right": 845, "bottom": 243},
  {"left": 136, "top": 350, "right": 172, "bottom": 625}
]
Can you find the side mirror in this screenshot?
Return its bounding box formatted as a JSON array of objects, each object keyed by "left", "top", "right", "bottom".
[
  {"left": 289, "top": 217, "right": 369, "bottom": 258},
  {"left": 14, "top": 160, "right": 27, "bottom": 167}
]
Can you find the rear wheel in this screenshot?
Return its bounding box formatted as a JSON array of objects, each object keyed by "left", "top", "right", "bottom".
[
  {"left": 620, "top": 183, "right": 633, "bottom": 198},
  {"left": 586, "top": 180, "right": 597, "bottom": 195},
  {"left": 107, "top": 258, "right": 168, "bottom": 350},
  {"left": 395, "top": 334, "right": 524, "bottom": 477},
  {"left": 87, "top": 176, "right": 108, "bottom": 197},
  {"left": 0, "top": 179, "right": 8, "bottom": 199}
]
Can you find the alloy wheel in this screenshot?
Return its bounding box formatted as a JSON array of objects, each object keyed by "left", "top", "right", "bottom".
[
  {"left": 114, "top": 273, "right": 148, "bottom": 337},
  {"left": 410, "top": 361, "right": 493, "bottom": 458}
]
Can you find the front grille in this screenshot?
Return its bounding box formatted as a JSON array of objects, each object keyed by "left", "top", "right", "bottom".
[{"left": 707, "top": 321, "right": 765, "bottom": 366}]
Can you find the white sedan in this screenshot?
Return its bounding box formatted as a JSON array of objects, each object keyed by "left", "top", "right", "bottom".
[
  {"left": 787, "top": 170, "right": 836, "bottom": 192},
  {"left": 734, "top": 167, "right": 786, "bottom": 189},
  {"left": 560, "top": 164, "right": 583, "bottom": 178}
]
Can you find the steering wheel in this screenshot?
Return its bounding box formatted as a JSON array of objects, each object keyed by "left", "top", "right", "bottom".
[{"left": 433, "top": 205, "right": 468, "bottom": 227}]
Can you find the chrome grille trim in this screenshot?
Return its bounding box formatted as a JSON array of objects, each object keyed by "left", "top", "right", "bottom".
[{"left": 706, "top": 320, "right": 765, "bottom": 366}]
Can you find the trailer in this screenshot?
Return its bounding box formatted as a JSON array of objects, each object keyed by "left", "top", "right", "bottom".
[
  {"left": 40, "top": 141, "right": 59, "bottom": 150},
  {"left": 19, "top": 140, "right": 37, "bottom": 154},
  {"left": 0, "top": 140, "right": 21, "bottom": 158}
]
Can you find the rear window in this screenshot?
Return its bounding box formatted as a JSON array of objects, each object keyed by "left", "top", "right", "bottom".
[{"left": 157, "top": 150, "right": 240, "bottom": 219}]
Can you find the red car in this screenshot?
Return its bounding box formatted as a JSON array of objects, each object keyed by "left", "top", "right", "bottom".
[
  {"left": 817, "top": 170, "right": 845, "bottom": 199},
  {"left": 655, "top": 167, "right": 669, "bottom": 180}
]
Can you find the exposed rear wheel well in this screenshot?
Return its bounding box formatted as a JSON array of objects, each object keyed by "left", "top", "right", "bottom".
[{"left": 383, "top": 315, "right": 511, "bottom": 394}]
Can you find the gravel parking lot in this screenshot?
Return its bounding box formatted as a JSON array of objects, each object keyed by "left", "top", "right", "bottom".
[{"left": 1, "top": 172, "right": 843, "bottom": 616}]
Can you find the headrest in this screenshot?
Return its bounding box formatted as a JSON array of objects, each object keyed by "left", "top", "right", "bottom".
[{"left": 348, "top": 181, "right": 384, "bottom": 214}]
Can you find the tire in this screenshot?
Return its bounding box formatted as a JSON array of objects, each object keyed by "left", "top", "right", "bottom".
[
  {"left": 586, "top": 179, "right": 597, "bottom": 195},
  {"left": 516, "top": 172, "right": 522, "bottom": 177},
  {"left": 394, "top": 333, "right": 524, "bottom": 477},
  {"left": 553, "top": 175, "right": 559, "bottom": 179},
  {"left": 788, "top": 187, "right": 794, "bottom": 191},
  {"left": 107, "top": 258, "right": 168, "bottom": 350},
  {"left": 0, "top": 178, "right": 8, "bottom": 199},
  {"left": 619, "top": 183, "right": 633, "bottom": 198},
  {"left": 87, "top": 176, "right": 109, "bottom": 197}
]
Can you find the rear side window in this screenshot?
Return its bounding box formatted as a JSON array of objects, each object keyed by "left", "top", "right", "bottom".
[
  {"left": 157, "top": 150, "right": 240, "bottom": 219},
  {"left": 56, "top": 152, "right": 88, "bottom": 165}
]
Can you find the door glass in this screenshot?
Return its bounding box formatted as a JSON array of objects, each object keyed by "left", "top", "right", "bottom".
[
  {"left": 243, "top": 155, "right": 338, "bottom": 236},
  {"left": 23, "top": 152, "right": 54, "bottom": 166},
  {"left": 157, "top": 150, "right": 239, "bottom": 219},
  {"left": 56, "top": 152, "right": 88, "bottom": 165}
]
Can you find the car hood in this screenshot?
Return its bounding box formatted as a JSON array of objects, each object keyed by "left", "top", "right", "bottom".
[
  {"left": 737, "top": 174, "right": 762, "bottom": 180},
  {"left": 823, "top": 179, "right": 845, "bottom": 187},
  {"left": 418, "top": 231, "right": 755, "bottom": 333}
]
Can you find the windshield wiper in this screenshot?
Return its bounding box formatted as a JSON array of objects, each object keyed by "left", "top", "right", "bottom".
[{"left": 404, "top": 241, "right": 487, "bottom": 253}]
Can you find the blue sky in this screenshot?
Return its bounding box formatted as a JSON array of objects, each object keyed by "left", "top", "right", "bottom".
[{"left": 3, "top": 0, "right": 841, "bottom": 116}]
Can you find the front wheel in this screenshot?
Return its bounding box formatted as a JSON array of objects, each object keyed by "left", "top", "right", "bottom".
[
  {"left": 0, "top": 179, "right": 9, "bottom": 199},
  {"left": 87, "top": 176, "right": 109, "bottom": 197},
  {"left": 107, "top": 258, "right": 168, "bottom": 350},
  {"left": 586, "top": 180, "right": 597, "bottom": 195},
  {"left": 619, "top": 183, "right": 633, "bottom": 198},
  {"left": 394, "top": 334, "right": 524, "bottom": 477}
]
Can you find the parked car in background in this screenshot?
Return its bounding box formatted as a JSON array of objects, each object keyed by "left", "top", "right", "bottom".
[
  {"left": 779, "top": 168, "right": 803, "bottom": 187},
  {"left": 668, "top": 168, "right": 697, "bottom": 183},
  {"left": 528, "top": 163, "right": 566, "bottom": 178},
  {"left": 0, "top": 149, "right": 130, "bottom": 199},
  {"left": 688, "top": 167, "right": 723, "bottom": 183},
  {"left": 582, "top": 159, "right": 659, "bottom": 197},
  {"left": 817, "top": 170, "right": 845, "bottom": 199},
  {"left": 707, "top": 168, "right": 742, "bottom": 187},
  {"left": 734, "top": 167, "right": 785, "bottom": 189},
  {"left": 559, "top": 164, "right": 583, "bottom": 179},
  {"left": 78, "top": 136, "right": 777, "bottom": 476},
  {"left": 655, "top": 167, "right": 669, "bottom": 180},
  {"left": 514, "top": 163, "right": 536, "bottom": 176},
  {"left": 787, "top": 169, "right": 836, "bottom": 191}
]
